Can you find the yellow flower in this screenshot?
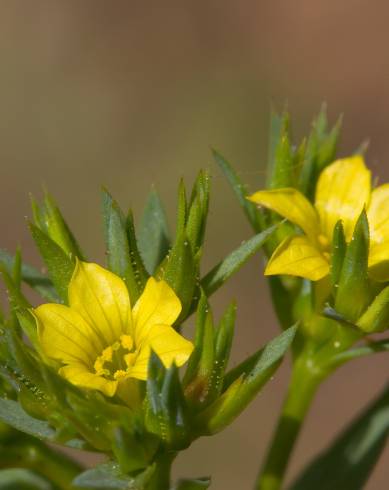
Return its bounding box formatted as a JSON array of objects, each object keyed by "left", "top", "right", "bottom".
[
  {"left": 248, "top": 156, "right": 389, "bottom": 281},
  {"left": 34, "top": 261, "right": 194, "bottom": 397}
]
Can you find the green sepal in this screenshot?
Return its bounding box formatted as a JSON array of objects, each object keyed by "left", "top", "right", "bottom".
[
  {"left": 73, "top": 461, "right": 156, "bottom": 490},
  {"left": 186, "top": 170, "right": 210, "bottom": 254},
  {"left": 145, "top": 353, "right": 191, "bottom": 449},
  {"left": 184, "top": 305, "right": 215, "bottom": 409},
  {"left": 32, "top": 192, "right": 84, "bottom": 259},
  {"left": 298, "top": 105, "right": 342, "bottom": 199},
  {"left": 212, "top": 149, "right": 262, "bottom": 232},
  {"left": 335, "top": 210, "right": 370, "bottom": 322},
  {"left": 330, "top": 220, "right": 346, "bottom": 291},
  {"left": 101, "top": 188, "right": 144, "bottom": 303},
  {"left": 29, "top": 223, "right": 75, "bottom": 303},
  {"left": 182, "top": 292, "right": 209, "bottom": 387},
  {"left": 357, "top": 285, "right": 389, "bottom": 333},
  {"left": 138, "top": 188, "right": 171, "bottom": 274},
  {"left": 197, "top": 326, "right": 296, "bottom": 435},
  {"left": 289, "top": 385, "right": 389, "bottom": 490},
  {"left": 112, "top": 425, "right": 158, "bottom": 474},
  {"left": 0, "top": 249, "right": 58, "bottom": 302},
  {"left": 175, "top": 179, "right": 188, "bottom": 238},
  {"left": 267, "top": 111, "right": 295, "bottom": 189},
  {"left": 157, "top": 231, "right": 196, "bottom": 322},
  {"left": 201, "top": 226, "right": 277, "bottom": 296},
  {"left": 214, "top": 302, "right": 236, "bottom": 379},
  {"left": 126, "top": 210, "right": 149, "bottom": 291}
]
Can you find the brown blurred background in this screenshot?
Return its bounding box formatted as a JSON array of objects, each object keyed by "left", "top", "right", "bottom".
[{"left": 0, "top": 1, "right": 388, "bottom": 489}]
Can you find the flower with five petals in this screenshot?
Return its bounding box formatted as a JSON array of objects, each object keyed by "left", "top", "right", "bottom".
[{"left": 34, "top": 261, "right": 194, "bottom": 397}]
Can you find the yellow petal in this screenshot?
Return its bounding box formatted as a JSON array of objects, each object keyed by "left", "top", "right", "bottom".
[
  {"left": 315, "top": 156, "right": 371, "bottom": 241},
  {"left": 130, "top": 324, "right": 194, "bottom": 380},
  {"left": 247, "top": 188, "right": 319, "bottom": 241},
  {"left": 132, "top": 278, "right": 182, "bottom": 345},
  {"left": 59, "top": 363, "right": 118, "bottom": 397},
  {"left": 368, "top": 242, "right": 389, "bottom": 281},
  {"left": 265, "top": 235, "right": 330, "bottom": 281},
  {"left": 68, "top": 261, "right": 132, "bottom": 345},
  {"left": 34, "top": 304, "right": 103, "bottom": 365},
  {"left": 367, "top": 184, "right": 389, "bottom": 245}
]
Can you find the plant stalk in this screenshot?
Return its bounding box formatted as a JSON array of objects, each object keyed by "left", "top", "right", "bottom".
[
  {"left": 148, "top": 451, "right": 176, "bottom": 490},
  {"left": 255, "top": 359, "right": 321, "bottom": 490}
]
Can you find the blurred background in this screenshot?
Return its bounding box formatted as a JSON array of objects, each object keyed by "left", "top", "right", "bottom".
[{"left": 0, "top": 1, "right": 388, "bottom": 488}]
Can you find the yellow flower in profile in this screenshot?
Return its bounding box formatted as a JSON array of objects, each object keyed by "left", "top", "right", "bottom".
[
  {"left": 248, "top": 156, "right": 389, "bottom": 281},
  {"left": 34, "top": 261, "right": 194, "bottom": 397}
]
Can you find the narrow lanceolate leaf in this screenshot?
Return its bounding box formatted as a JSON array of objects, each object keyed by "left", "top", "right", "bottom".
[
  {"left": 172, "top": 478, "right": 211, "bottom": 490},
  {"left": 289, "top": 385, "right": 389, "bottom": 490},
  {"left": 126, "top": 210, "right": 149, "bottom": 291},
  {"left": 201, "top": 226, "right": 277, "bottom": 296},
  {"left": 325, "top": 338, "right": 389, "bottom": 370},
  {"left": 158, "top": 231, "right": 196, "bottom": 321},
  {"left": 0, "top": 469, "right": 53, "bottom": 490},
  {"left": 357, "top": 285, "right": 389, "bottom": 333},
  {"left": 73, "top": 461, "right": 155, "bottom": 489},
  {"left": 40, "top": 192, "right": 84, "bottom": 259},
  {"left": 138, "top": 188, "right": 171, "bottom": 274},
  {"left": 29, "top": 224, "right": 74, "bottom": 303},
  {"left": 101, "top": 189, "right": 140, "bottom": 303},
  {"left": 0, "top": 398, "right": 55, "bottom": 440},
  {"left": 198, "top": 326, "right": 296, "bottom": 434},
  {"left": 330, "top": 220, "right": 346, "bottom": 290},
  {"left": 186, "top": 170, "right": 210, "bottom": 253},
  {"left": 0, "top": 249, "right": 58, "bottom": 302},
  {"left": 335, "top": 210, "right": 370, "bottom": 322},
  {"left": 267, "top": 113, "right": 295, "bottom": 189},
  {"left": 212, "top": 149, "right": 261, "bottom": 232}
]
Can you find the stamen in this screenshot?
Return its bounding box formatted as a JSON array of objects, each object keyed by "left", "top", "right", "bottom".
[{"left": 94, "top": 335, "right": 137, "bottom": 380}]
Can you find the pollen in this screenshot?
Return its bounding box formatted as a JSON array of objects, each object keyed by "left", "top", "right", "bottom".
[{"left": 93, "top": 335, "right": 137, "bottom": 380}]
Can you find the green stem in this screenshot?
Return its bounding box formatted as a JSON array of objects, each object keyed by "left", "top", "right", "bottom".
[
  {"left": 148, "top": 452, "right": 176, "bottom": 490},
  {"left": 255, "top": 360, "right": 321, "bottom": 490}
]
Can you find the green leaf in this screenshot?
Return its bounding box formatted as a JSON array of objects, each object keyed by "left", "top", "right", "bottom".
[
  {"left": 73, "top": 462, "right": 155, "bottom": 489},
  {"left": 138, "top": 188, "right": 170, "bottom": 274},
  {"left": 212, "top": 149, "right": 260, "bottom": 231},
  {"left": 335, "top": 210, "right": 370, "bottom": 322},
  {"left": 198, "top": 326, "right": 296, "bottom": 434},
  {"left": 289, "top": 385, "right": 389, "bottom": 490},
  {"left": 0, "top": 249, "right": 58, "bottom": 302},
  {"left": 37, "top": 192, "right": 85, "bottom": 259},
  {"left": 172, "top": 478, "right": 211, "bottom": 490},
  {"left": 330, "top": 220, "right": 346, "bottom": 290},
  {"left": 145, "top": 354, "right": 190, "bottom": 449},
  {"left": 267, "top": 111, "right": 295, "bottom": 189},
  {"left": 201, "top": 226, "right": 277, "bottom": 296},
  {"left": 324, "top": 339, "right": 389, "bottom": 369},
  {"left": 0, "top": 398, "right": 55, "bottom": 440},
  {"left": 186, "top": 170, "right": 210, "bottom": 253},
  {"left": 0, "top": 469, "right": 54, "bottom": 490},
  {"left": 101, "top": 189, "right": 141, "bottom": 303},
  {"left": 357, "top": 285, "right": 389, "bottom": 333},
  {"left": 298, "top": 106, "right": 342, "bottom": 199},
  {"left": 29, "top": 224, "right": 74, "bottom": 303},
  {"left": 126, "top": 210, "right": 149, "bottom": 291},
  {"left": 158, "top": 231, "right": 196, "bottom": 321}
]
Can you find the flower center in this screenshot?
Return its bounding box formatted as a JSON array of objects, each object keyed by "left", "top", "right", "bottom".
[{"left": 94, "top": 335, "right": 137, "bottom": 381}]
